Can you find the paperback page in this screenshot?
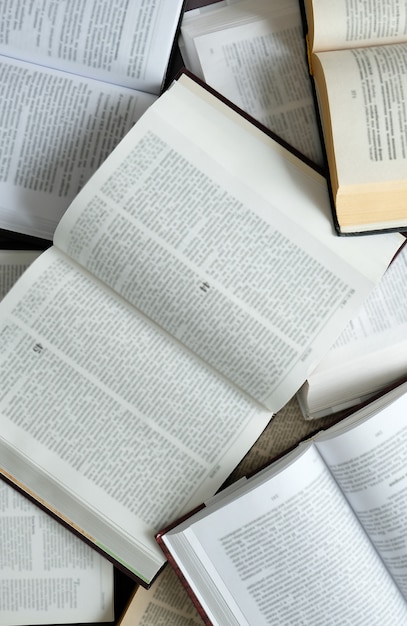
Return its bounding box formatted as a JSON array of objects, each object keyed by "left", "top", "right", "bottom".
[
  {"left": 0, "top": 479, "right": 114, "bottom": 625},
  {"left": 0, "top": 246, "right": 272, "bottom": 583},
  {"left": 181, "top": 0, "right": 323, "bottom": 165},
  {"left": 54, "top": 76, "right": 403, "bottom": 411},
  {"left": 165, "top": 444, "right": 407, "bottom": 625},
  {"left": 0, "top": 0, "right": 185, "bottom": 92},
  {"left": 0, "top": 56, "right": 155, "bottom": 239},
  {"left": 301, "top": 245, "right": 407, "bottom": 414},
  {"left": 0, "top": 250, "right": 41, "bottom": 300},
  {"left": 305, "top": 0, "right": 407, "bottom": 52},
  {"left": 316, "top": 388, "right": 407, "bottom": 600}
]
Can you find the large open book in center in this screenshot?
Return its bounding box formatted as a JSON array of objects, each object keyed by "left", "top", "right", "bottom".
[
  {"left": 304, "top": 0, "right": 407, "bottom": 234},
  {"left": 0, "top": 72, "right": 403, "bottom": 588},
  {"left": 158, "top": 382, "right": 407, "bottom": 625}
]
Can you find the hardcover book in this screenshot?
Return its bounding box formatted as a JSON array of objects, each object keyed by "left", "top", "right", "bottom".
[
  {"left": 304, "top": 0, "right": 407, "bottom": 234},
  {"left": 158, "top": 382, "right": 407, "bottom": 625}
]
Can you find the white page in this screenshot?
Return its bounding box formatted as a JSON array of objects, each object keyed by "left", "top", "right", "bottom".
[
  {"left": 301, "top": 245, "right": 407, "bottom": 412},
  {"left": 0, "top": 56, "right": 155, "bottom": 239},
  {"left": 54, "top": 77, "right": 403, "bottom": 411},
  {"left": 182, "top": 0, "right": 323, "bottom": 165},
  {"left": 0, "top": 479, "right": 114, "bottom": 625},
  {"left": 0, "top": 246, "right": 272, "bottom": 583},
  {"left": 316, "top": 390, "right": 407, "bottom": 599},
  {"left": 330, "top": 246, "right": 407, "bottom": 348},
  {"left": 166, "top": 445, "right": 407, "bottom": 625},
  {"left": 0, "top": 0, "right": 184, "bottom": 92}
]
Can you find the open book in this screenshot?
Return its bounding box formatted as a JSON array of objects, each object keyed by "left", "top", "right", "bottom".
[
  {"left": 297, "top": 241, "right": 407, "bottom": 418},
  {"left": 0, "top": 478, "right": 113, "bottom": 625},
  {"left": 158, "top": 382, "right": 407, "bottom": 625},
  {"left": 0, "top": 72, "right": 403, "bottom": 588},
  {"left": 180, "top": 0, "right": 323, "bottom": 166},
  {"left": 118, "top": 398, "right": 339, "bottom": 625},
  {"left": 0, "top": 0, "right": 185, "bottom": 240},
  {"left": 304, "top": 0, "right": 407, "bottom": 234}
]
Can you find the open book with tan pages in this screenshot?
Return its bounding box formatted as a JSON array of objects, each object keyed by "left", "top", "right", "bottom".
[
  {"left": 303, "top": 0, "right": 407, "bottom": 234},
  {"left": 0, "top": 72, "right": 403, "bottom": 588},
  {"left": 0, "top": 0, "right": 185, "bottom": 240},
  {"left": 297, "top": 241, "right": 407, "bottom": 418},
  {"left": 158, "top": 382, "right": 407, "bottom": 626}
]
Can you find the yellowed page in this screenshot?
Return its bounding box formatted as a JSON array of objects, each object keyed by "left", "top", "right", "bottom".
[
  {"left": 306, "top": 0, "right": 407, "bottom": 52},
  {"left": 314, "top": 44, "right": 407, "bottom": 193}
]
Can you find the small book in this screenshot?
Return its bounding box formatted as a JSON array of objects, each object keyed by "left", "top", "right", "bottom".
[
  {"left": 0, "top": 0, "right": 185, "bottom": 240},
  {"left": 297, "top": 241, "right": 407, "bottom": 418},
  {"left": 180, "top": 0, "right": 323, "bottom": 166},
  {"left": 0, "top": 72, "right": 403, "bottom": 588},
  {"left": 157, "top": 381, "right": 407, "bottom": 626},
  {"left": 0, "top": 478, "right": 113, "bottom": 625},
  {"left": 303, "top": 0, "right": 407, "bottom": 234}
]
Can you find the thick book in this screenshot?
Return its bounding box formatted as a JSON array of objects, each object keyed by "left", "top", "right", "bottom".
[
  {"left": 303, "top": 0, "right": 407, "bottom": 235},
  {"left": 0, "top": 0, "right": 185, "bottom": 240},
  {"left": 297, "top": 241, "right": 407, "bottom": 418},
  {"left": 180, "top": 0, "right": 323, "bottom": 167},
  {"left": 158, "top": 381, "right": 407, "bottom": 625},
  {"left": 0, "top": 72, "right": 403, "bottom": 588},
  {"left": 0, "top": 478, "right": 113, "bottom": 625}
]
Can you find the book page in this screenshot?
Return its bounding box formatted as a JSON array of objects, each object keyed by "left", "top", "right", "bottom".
[
  {"left": 164, "top": 444, "right": 407, "bottom": 625},
  {"left": 181, "top": 0, "right": 323, "bottom": 165},
  {"left": 0, "top": 56, "right": 155, "bottom": 240},
  {"left": 0, "top": 250, "right": 41, "bottom": 300},
  {"left": 301, "top": 245, "right": 407, "bottom": 413},
  {"left": 313, "top": 43, "right": 407, "bottom": 187},
  {"left": 316, "top": 389, "right": 407, "bottom": 600},
  {"left": 306, "top": 0, "right": 407, "bottom": 52},
  {"left": 0, "top": 246, "right": 272, "bottom": 583},
  {"left": 118, "top": 568, "right": 202, "bottom": 626},
  {"left": 329, "top": 245, "right": 407, "bottom": 348},
  {"left": 120, "top": 398, "right": 340, "bottom": 624},
  {"left": 54, "top": 76, "right": 403, "bottom": 411},
  {"left": 0, "top": 479, "right": 114, "bottom": 625},
  {"left": 0, "top": 0, "right": 184, "bottom": 92}
]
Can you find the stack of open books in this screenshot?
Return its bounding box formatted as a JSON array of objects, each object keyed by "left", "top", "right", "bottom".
[{"left": 1, "top": 1, "right": 407, "bottom": 625}]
